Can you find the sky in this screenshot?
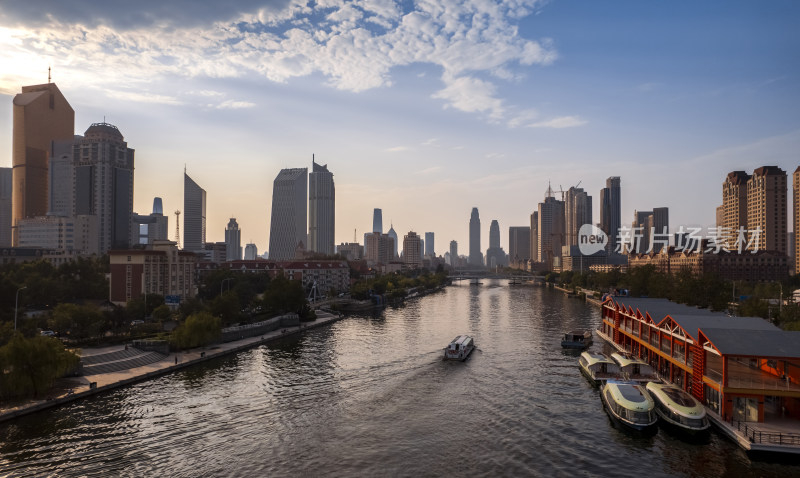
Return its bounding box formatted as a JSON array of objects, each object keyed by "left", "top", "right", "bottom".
[{"left": 1, "top": 0, "right": 799, "bottom": 256}]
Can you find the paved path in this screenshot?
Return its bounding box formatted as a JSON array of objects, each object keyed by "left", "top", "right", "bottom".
[{"left": 0, "top": 311, "right": 345, "bottom": 423}]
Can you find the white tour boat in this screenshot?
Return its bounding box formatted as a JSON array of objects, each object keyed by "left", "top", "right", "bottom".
[
  {"left": 601, "top": 380, "right": 658, "bottom": 432},
  {"left": 646, "top": 382, "right": 710, "bottom": 435},
  {"left": 578, "top": 351, "right": 621, "bottom": 386},
  {"left": 444, "top": 335, "right": 475, "bottom": 361},
  {"left": 610, "top": 352, "right": 658, "bottom": 382}
]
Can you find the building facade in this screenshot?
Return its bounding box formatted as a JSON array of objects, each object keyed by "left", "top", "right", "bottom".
[
  {"left": 722, "top": 171, "right": 751, "bottom": 247},
  {"left": 308, "top": 160, "right": 335, "bottom": 255},
  {"left": 225, "top": 217, "right": 242, "bottom": 261},
  {"left": 372, "top": 208, "right": 383, "bottom": 234},
  {"left": 424, "top": 232, "right": 435, "bottom": 257},
  {"left": 109, "top": 240, "right": 197, "bottom": 305},
  {"left": 365, "top": 232, "right": 394, "bottom": 265},
  {"left": 449, "top": 240, "right": 458, "bottom": 267},
  {"left": 508, "top": 226, "right": 531, "bottom": 265},
  {"left": 336, "top": 242, "right": 364, "bottom": 261},
  {"left": 530, "top": 211, "right": 538, "bottom": 266},
  {"left": 17, "top": 214, "right": 98, "bottom": 253},
  {"left": 12, "top": 82, "right": 75, "bottom": 245},
  {"left": 0, "top": 168, "right": 11, "bottom": 247},
  {"left": 538, "top": 187, "right": 564, "bottom": 268},
  {"left": 746, "top": 166, "right": 787, "bottom": 255},
  {"left": 183, "top": 172, "right": 207, "bottom": 252},
  {"left": 565, "top": 186, "right": 592, "bottom": 247},
  {"left": 268, "top": 168, "right": 307, "bottom": 261},
  {"left": 794, "top": 167, "right": 800, "bottom": 274},
  {"left": 244, "top": 243, "right": 258, "bottom": 260}
]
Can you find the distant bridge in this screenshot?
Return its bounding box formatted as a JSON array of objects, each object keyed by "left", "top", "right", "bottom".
[{"left": 449, "top": 271, "right": 545, "bottom": 284}]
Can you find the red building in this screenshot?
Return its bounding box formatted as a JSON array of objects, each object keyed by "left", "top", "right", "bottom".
[
  {"left": 599, "top": 297, "right": 800, "bottom": 429},
  {"left": 109, "top": 240, "right": 197, "bottom": 305}
]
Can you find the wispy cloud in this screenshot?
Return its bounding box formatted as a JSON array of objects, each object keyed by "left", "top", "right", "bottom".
[
  {"left": 416, "top": 166, "right": 442, "bottom": 175},
  {"left": 103, "top": 89, "right": 182, "bottom": 105},
  {"left": 421, "top": 138, "right": 438, "bottom": 146},
  {"left": 527, "top": 115, "right": 587, "bottom": 129},
  {"left": 215, "top": 99, "right": 256, "bottom": 109},
  {"left": 385, "top": 146, "right": 409, "bottom": 152}
]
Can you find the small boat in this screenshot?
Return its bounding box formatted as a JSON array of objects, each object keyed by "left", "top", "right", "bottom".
[
  {"left": 578, "top": 351, "right": 621, "bottom": 386},
  {"left": 561, "top": 330, "right": 592, "bottom": 349},
  {"left": 601, "top": 380, "right": 658, "bottom": 432},
  {"left": 444, "top": 335, "right": 475, "bottom": 361},
  {"left": 610, "top": 352, "right": 658, "bottom": 382},
  {"left": 646, "top": 382, "right": 710, "bottom": 435}
]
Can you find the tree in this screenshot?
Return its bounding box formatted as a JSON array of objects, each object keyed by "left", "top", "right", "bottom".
[
  {"left": 210, "top": 291, "right": 241, "bottom": 326},
  {"left": 0, "top": 333, "right": 79, "bottom": 399},
  {"left": 262, "top": 275, "right": 306, "bottom": 316},
  {"left": 48, "top": 303, "right": 107, "bottom": 341},
  {"left": 170, "top": 311, "right": 221, "bottom": 349},
  {"left": 153, "top": 304, "right": 173, "bottom": 322}
]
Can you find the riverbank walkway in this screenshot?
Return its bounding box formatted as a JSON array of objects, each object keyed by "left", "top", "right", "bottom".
[{"left": 0, "top": 311, "right": 344, "bottom": 423}]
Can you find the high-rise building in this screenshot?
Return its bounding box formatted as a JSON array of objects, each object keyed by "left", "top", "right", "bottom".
[
  {"left": 244, "top": 243, "right": 258, "bottom": 260},
  {"left": 632, "top": 210, "right": 653, "bottom": 254},
  {"left": 387, "top": 224, "right": 398, "bottom": 258},
  {"left": 747, "top": 166, "right": 787, "bottom": 254},
  {"left": 225, "top": 218, "right": 242, "bottom": 261},
  {"left": 11, "top": 82, "right": 75, "bottom": 245},
  {"left": 530, "top": 211, "right": 538, "bottom": 265},
  {"left": 651, "top": 207, "right": 669, "bottom": 253},
  {"left": 72, "top": 122, "right": 135, "bottom": 252},
  {"left": 17, "top": 214, "right": 98, "bottom": 253},
  {"left": 449, "top": 240, "right": 458, "bottom": 267},
  {"left": 508, "top": 226, "right": 531, "bottom": 265},
  {"left": 403, "top": 231, "right": 422, "bottom": 267},
  {"left": 722, "top": 171, "right": 751, "bottom": 245},
  {"left": 565, "top": 186, "right": 592, "bottom": 247},
  {"left": 600, "top": 176, "right": 621, "bottom": 252},
  {"left": 268, "top": 168, "right": 308, "bottom": 260},
  {"left": 469, "top": 207, "right": 482, "bottom": 266},
  {"left": 132, "top": 197, "right": 168, "bottom": 246},
  {"left": 308, "top": 159, "right": 335, "bottom": 255},
  {"left": 485, "top": 220, "right": 508, "bottom": 268},
  {"left": 715, "top": 205, "right": 725, "bottom": 228},
  {"left": 48, "top": 139, "right": 74, "bottom": 217},
  {"left": 336, "top": 242, "right": 364, "bottom": 261},
  {"left": 424, "top": 232, "right": 434, "bottom": 256},
  {"left": 373, "top": 208, "right": 383, "bottom": 234},
  {"left": 183, "top": 172, "right": 207, "bottom": 252},
  {"left": 0, "top": 168, "right": 11, "bottom": 247},
  {"left": 537, "top": 186, "right": 564, "bottom": 268},
  {"left": 365, "top": 232, "right": 394, "bottom": 264},
  {"left": 794, "top": 167, "right": 800, "bottom": 273}
]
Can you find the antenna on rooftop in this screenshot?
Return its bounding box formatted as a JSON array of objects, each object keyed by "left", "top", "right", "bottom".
[
  {"left": 175, "top": 210, "right": 181, "bottom": 248},
  {"left": 48, "top": 66, "right": 51, "bottom": 83}
]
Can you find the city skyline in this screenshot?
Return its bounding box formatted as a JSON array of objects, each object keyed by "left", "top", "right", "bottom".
[{"left": 0, "top": 2, "right": 798, "bottom": 252}]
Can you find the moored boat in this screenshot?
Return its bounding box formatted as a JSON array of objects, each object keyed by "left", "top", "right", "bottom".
[
  {"left": 561, "top": 330, "right": 592, "bottom": 349},
  {"left": 610, "top": 352, "right": 658, "bottom": 382},
  {"left": 645, "top": 382, "right": 710, "bottom": 435},
  {"left": 578, "top": 351, "right": 621, "bottom": 386},
  {"left": 444, "top": 335, "right": 475, "bottom": 361},
  {"left": 601, "top": 380, "right": 658, "bottom": 432}
]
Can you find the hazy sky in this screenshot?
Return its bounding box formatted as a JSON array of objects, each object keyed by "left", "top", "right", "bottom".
[{"left": 1, "top": 0, "right": 799, "bottom": 255}]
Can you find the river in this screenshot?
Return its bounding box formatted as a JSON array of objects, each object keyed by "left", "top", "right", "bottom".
[{"left": 0, "top": 281, "right": 796, "bottom": 477}]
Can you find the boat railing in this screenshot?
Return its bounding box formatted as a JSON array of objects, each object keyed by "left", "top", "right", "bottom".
[
  {"left": 726, "top": 375, "right": 800, "bottom": 392},
  {"left": 730, "top": 419, "right": 800, "bottom": 446}
]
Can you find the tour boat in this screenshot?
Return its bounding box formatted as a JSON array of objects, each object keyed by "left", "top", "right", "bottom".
[
  {"left": 601, "top": 380, "right": 658, "bottom": 432},
  {"left": 578, "top": 351, "right": 621, "bottom": 386},
  {"left": 444, "top": 335, "right": 475, "bottom": 361},
  {"left": 646, "top": 382, "right": 710, "bottom": 435},
  {"left": 561, "top": 330, "right": 592, "bottom": 349},
  {"left": 610, "top": 352, "right": 658, "bottom": 382}
]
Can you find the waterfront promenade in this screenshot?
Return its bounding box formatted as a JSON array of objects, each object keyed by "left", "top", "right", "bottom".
[{"left": 0, "top": 311, "right": 344, "bottom": 423}]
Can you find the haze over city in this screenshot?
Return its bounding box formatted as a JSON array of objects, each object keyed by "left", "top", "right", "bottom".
[{"left": 1, "top": 1, "right": 798, "bottom": 252}]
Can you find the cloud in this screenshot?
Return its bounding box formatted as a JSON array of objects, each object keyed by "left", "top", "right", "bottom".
[
  {"left": 421, "top": 138, "right": 438, "bottom": 146},
  {"left": 527, "top": 115, "right": 587, "bottom": 129},
  {"left": 0, "top": 1, "right": 558, "bottom": 123},
  {"left": 384, "top": 145, "right": 409, "bottom": 152},
  {"left": 216, "top": 99, "right": 256, "bottom": 109},
  {"left": 103, "top": 89, "right": 183, "bottom": 105},
  {"left": 416, "top": 166, "right": 442, "bottom": 175}
]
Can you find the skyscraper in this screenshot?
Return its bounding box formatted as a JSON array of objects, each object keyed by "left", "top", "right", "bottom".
[
  {"left": 373, "top": 208, "right": 383, "bottom": 234},
  {"left": 485, "top": 219, "right": 508, "bottom": 268},
  {"left": 795, "top": 168, "right": 800, "bottom": 273},
  {"left": 565, "top": 186, "right": 592, "bottom": 247},
  {"left": 600, "top": 176, "right": 621, "bottom": 252},
  {"left": 424, "top": 232, "right": 435, "bottom": 256},
  {"left": 268, "top": 167, "right": 307, "bottom": 260},
  {"left": 651, "top": 207, "right": 669, "bottom": 253},
  {"left": 722, "top": 171, "right": 750, "bottom": 248},
  {"left": 183, "top": 171, "right": 207, "bottom": 252},
  {"left": 308, "top": 159, "right": 335, "bottom": 255},
  {"left": 508, "top": 226, "right": 531, "bottom": 265},
  {"left": 387, "top": 224, "right": 398, "bottom": 258},
  {"left": 365, "top": 232, "right": 394, "bottom": 264},
  {"left": 12, "top": 82, "right": 75, "bottom": 245},
  {"left": 72, "top": 122, "right": 135, "bottom": 251},
  {"left": 537, "top": 186, "right": 564, "bottom": 268},
  {"left": 632, "top": 210, "right": 653, "bottom": 254},
  {"left": 530, "top": 211, "right": 538, "bottom": 264},
  {"left": 225, "top": 218, "right": 242, "bottom": 261},
  {"left": 403, "top": 231, "right": 422, "bottom": 267},
  {"left": 148, "top": 198, "right": 168, "bottom": 243},
  {"left": 0, "top": 168, "right": 11, "bottom": 247},
  {"left": 746, "top": 166, "right": 787, "bottom": 254},
  {"left": 469, "top": 207, "right": 482, "bottom": 266},
  {"left": 449, "top": 240, "right": 458, "bottom": 267}
]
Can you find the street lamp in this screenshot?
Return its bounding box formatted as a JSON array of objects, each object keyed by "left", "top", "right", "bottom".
[{"left": 14, "top": 286, "right": 27, "bottom": 331}]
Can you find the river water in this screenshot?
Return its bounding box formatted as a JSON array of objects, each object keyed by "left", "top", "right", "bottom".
[{"left": 0, "top": 281, "right": 796, "bottom": 477}]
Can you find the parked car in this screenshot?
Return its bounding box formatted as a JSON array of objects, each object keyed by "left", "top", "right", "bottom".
[
  {"left": 130, "top": 319, "right": 145, "bottom": 327},
  {"left": 40, "top": 330, "right": 56, "bottom": 337}
]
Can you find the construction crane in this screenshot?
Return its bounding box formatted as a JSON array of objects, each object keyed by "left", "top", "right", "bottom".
[{"left": 174, "top": 210, "right": 181, "bottom": 248}]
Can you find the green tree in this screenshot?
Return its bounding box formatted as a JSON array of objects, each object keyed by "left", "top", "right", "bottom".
[
  {"left": 262, "top": 275, "right": 306, "bottom": 316},
  {"left": 48, "top": 304, "right": 107, "bottom": 341},
  {"left": 170, "top": 311, "right": 221, "bottom": 349},
  {"left": 153, "top": 304, "right": 173, "bottom": 322},
  {"left": 210, "top": 290, "right": 241, "bottom": 326},
  {"left": 0, "top": 334, "right": 79, "bottom": 400}
]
